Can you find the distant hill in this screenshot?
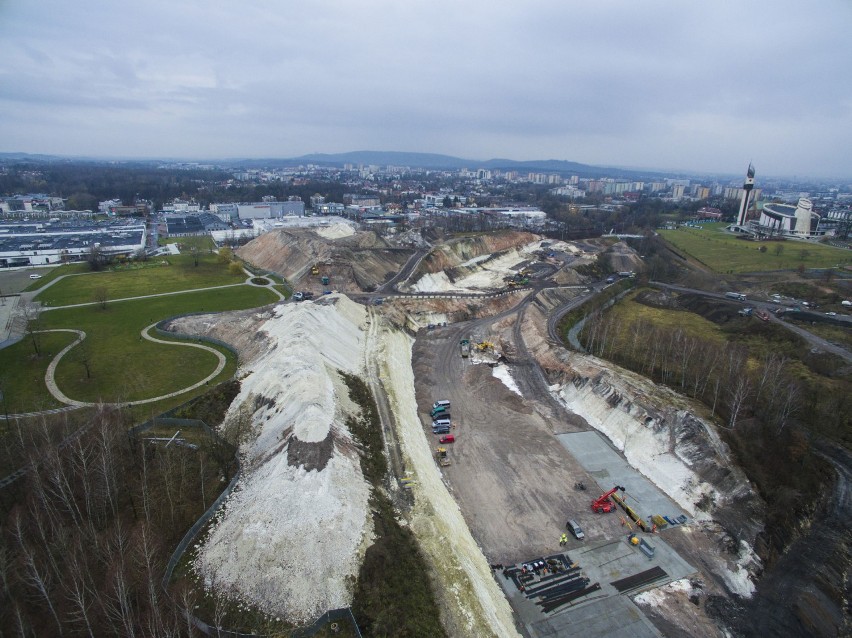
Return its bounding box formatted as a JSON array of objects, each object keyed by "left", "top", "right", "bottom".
[
  {"left": 0, "top": 150, "right": 667, "bottom": 179},
  {"left": 229, "top": 151, "right": 661, "bottom": 178}
]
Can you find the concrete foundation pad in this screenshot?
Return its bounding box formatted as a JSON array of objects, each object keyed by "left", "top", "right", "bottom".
[{"left": 556, "top": 431, "right": 689, "bottom": 525}]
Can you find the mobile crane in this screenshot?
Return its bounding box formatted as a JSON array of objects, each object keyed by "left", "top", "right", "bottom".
[{"left": 591, "top": 485, "right": 626, "bottom": 513}]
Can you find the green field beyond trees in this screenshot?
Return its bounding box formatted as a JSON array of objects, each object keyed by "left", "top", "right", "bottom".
[{"left": 659, "top": 223, "right": 851, "bottom": 273}]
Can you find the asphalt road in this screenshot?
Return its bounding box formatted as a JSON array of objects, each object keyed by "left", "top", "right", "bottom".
[{"left": 650, "top": 281, "right": 852, "bottom": 364}]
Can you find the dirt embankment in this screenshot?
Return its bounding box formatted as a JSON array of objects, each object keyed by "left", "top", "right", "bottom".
[
  {"left": 404, "top": 231, "right": 540, "bottom": 286},
  {"left": 519, "top": 293, "right": 770, "bottom": 633},
  {"left": 606, "top": 241, "right": 645, "bottom": 274},
  {"left": 169, "top": 297, "right": 374, "bottom": 624},
  {"left": 381, "top": 292, "right": 529, "bottom": 333},
  {"left": 237, "top": 227, "right": 412, "bottom": 292}
]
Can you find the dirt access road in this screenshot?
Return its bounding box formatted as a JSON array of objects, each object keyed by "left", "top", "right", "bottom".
[{"left": 411, "top": 289, "right": 626, "bottom": 565}]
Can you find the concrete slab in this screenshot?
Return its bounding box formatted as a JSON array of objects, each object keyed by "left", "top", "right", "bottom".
[
  {"left": 574, "top": 536, "right": 695, "bottom": 598},
  {"left": 556, "top": 431, "right": 689, "bottom": 525},
  {"left": 531, "top": 596, "right": 662, "bottom": 638},
  {"left": 498, "top": 536, "right": 695, "bottom": 638}
]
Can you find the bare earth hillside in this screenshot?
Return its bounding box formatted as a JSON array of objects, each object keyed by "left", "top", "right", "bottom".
[{"left": 236, "top": 225, "right": 413, "bottom": 292}]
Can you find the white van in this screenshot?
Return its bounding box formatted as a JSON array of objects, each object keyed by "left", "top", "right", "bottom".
[
  {"left": 432, "top": 400, "right": 450, "bottom": 411},
  {"left": 432, "top": 418, "right": 451, "bottom": 428}
]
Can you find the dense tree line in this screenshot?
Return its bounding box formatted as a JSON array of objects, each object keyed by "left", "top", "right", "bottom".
[{"left": 0, "top": 407, "right": 223, "bottom": 636}]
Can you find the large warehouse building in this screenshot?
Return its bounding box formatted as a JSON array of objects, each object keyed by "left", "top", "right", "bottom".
[{"left": 0, "top": 220, "right": 146, "bottom": 267}]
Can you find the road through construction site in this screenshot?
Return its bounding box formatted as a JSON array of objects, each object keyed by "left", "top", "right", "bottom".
[
  {"left": 235, "top": 226, "right": 847, "bottom": 637},
  {"left": 411, "top": 288, "right": 699, "bottom": 638}
]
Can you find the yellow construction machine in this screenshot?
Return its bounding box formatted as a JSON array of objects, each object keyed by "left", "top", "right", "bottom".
[{"left": 435, "top": 447, "right": 451, "bottom": 467}]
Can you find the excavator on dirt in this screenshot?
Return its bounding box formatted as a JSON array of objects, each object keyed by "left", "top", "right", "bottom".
[{"left": 591, "top": 485, "right": 626, "bottom": 513}]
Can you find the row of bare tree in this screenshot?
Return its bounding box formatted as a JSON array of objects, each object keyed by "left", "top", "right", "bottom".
[
  {"left": 581, "top": 313, "right": 802, "bottom": 432},
  {"left": 0, "top": 407, "right": 219, "bottom": 636}
]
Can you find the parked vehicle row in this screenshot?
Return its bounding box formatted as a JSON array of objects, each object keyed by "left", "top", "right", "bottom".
[{"left": 431, "top": 400, "right": 455, "bottom": 440}]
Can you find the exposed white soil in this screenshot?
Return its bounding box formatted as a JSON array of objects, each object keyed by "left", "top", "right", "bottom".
[
  {"left": 552, "top": 352, "right": 764, "bottom": 598},
  {"left": 409, "top": 241, "right": 543, "bottom": 293},
  {"left": 491, "top": 364, "right": 522, "bottom": 397},
  {"left": 193, "top": 296, "right": 373, "bottom": 623},
  {"left": 315, "top": 222, "right": 356, "bottom": 240},
  {"left": 634, "top": 577, "right": 694, "bottom": 607},
  {"left": 373, "top": 325, "right": 521, "bottom": 638}
]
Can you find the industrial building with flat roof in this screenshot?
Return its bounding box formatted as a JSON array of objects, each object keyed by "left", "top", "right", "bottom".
[{"left": 0, "top": 220, "right": 146, "bottom": 267}]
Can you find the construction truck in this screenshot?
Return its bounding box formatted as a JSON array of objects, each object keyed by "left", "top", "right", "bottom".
[
  {"left": 460, "top": 339, "right": 471, "bottom": 358},
  {"left": 321, "top": 275, "right": 330, "bottom": 286},
  {"left": 435, "top": 447, "right": 451, "bottom": 467},
  {"left": 591, "top": 485, "right": 626, "bottom": 513},
  {"left": 311, "top": 264, "right": 320, "bottom": 275}
]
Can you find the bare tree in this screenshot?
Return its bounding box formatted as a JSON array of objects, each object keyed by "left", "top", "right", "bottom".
[
  {"left": 136, "top": 525, "right": 165, "bottom": 637},
  {"left": 12, "top": 515, "right": 63, "bottom": 635},
  {"left": 63, "top": 544, "right": 97, "bottom": 638},
  {"left": 727, "top": 375, "right": 752, "bottom": 429},
  {"left": 93, "top": 286, "right": 109, "bottom": 310},
  {"left": 22, "top": 300, "right": 43, "bottom": 356},
  {"left": 104, "top": 564, "right": 137, "bottom": 638},
  {"left": 178, "top": 583, "right": 198, "bottom": 637},
  {"left": 775, "top": 381, "right": 801, "bottom": 433}
]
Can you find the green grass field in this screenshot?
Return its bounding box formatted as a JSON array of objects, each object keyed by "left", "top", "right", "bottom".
[
  {"left": 36, "top": 253, "right": 246, "bottom": 306},
  {"left": 659, "top": 224, "right": 852, "bottom": 273},
  {"left": 604, "top": 296, "right": 727, "bottom": 345},
  {"left": 0, "top": 285, "right": 274, "bottom": 414},
  {"left": 0, "top": 332, "right": 77, "bottom": 413}
]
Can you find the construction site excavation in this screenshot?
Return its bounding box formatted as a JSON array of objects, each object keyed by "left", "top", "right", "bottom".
[{"left": 156, "top": 224, "right": 848, "bottom": 638}]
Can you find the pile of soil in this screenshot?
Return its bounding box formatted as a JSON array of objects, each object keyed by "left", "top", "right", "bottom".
[{"left": 237, "top": 227, "right": 413, "bottom": 292}]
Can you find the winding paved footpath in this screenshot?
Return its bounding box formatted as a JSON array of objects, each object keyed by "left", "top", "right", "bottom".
[
  {"left": 38, "top": 323, "right": 227, "bottom": 408},
  {"left": 3, "top": 271, "right": 282, "bottom": 418}
]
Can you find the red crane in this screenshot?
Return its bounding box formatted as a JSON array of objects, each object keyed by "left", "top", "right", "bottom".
[{"left": 591, "top": 485, "right": 626, "bottom": 513}]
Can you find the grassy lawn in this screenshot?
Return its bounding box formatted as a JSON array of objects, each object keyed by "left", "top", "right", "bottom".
[
  {"left": 0, "top": 332, "right": 77, "bottom": 413},
  {"left": 659, "top": 224, "right": 852, "bottom": 273},
  {"left": 1, "top": 285, "right": 274, "bottom": 413},
  {"left": 603, "top": 293, "right": 728, "bottom": 347},
  {"left": 158, "top": 236, "right": 216, "bottom": 250},
  {"left": 36, "top": 253, "right": 245, "bottom": 306},
  {"left": 22, "top": 263, "right": 90, "bottom": 292}
]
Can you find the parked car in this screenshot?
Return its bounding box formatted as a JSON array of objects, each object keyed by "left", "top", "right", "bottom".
[
  {"left": 566, "top": 519, "right": 585, "bottom": 540},
  {"left": 439, "top": 434, "right": 455, "bottom": 444},
  {"left": 293, "top": 291, "right": 304, "bottom": 301}
]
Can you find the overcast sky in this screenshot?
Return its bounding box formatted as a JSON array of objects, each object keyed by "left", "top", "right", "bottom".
[{"left": 1, "top": 0, "right": 850, "bottom": 178}]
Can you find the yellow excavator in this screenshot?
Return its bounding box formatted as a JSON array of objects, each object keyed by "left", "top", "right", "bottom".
[{"left": 435, "top": 447, "right": 451, "bottom": 467}]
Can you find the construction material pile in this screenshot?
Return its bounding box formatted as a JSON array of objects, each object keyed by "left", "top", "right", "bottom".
[{"left": 193, "top": 295, "right": 373, "bottom": 623}]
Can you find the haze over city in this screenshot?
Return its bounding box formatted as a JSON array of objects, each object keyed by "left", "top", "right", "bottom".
[{"left": 1, "top": 0, "right": 851, "bottom": 178}]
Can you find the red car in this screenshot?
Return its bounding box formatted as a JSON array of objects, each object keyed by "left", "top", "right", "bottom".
[{"left": 439, "top": 434, "right": 455, "bottom": 444}]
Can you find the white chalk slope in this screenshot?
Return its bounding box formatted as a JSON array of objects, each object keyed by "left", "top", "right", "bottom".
[
  {"left": 410, "top": 240, "right": 543, "bottom": 293},
  {"left": 195, "top": 296, "right": 372, "bottom": 623}
]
